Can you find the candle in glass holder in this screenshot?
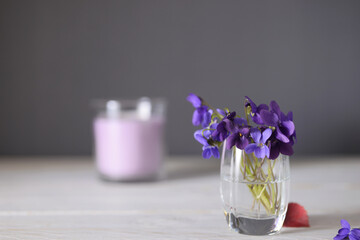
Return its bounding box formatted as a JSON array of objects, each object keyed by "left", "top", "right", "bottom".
[{"left": 92, "top": 98, "right": 166, "bottom": 181}]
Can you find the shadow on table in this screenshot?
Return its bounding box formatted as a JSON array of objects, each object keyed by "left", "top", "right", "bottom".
[
  {"left": 165, "top": 158, "right": 219, "bottom": 181},
  {"left": 281, "top": 212, "right": 360, "bottom": 235}
]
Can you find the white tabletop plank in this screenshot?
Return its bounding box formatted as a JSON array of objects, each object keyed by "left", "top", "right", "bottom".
[{"left": 0, "top": 156, "right": 359, "bottom": 240}]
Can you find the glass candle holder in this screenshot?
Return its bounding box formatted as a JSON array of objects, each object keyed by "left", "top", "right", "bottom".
[{"left": 92, "top": 98, "right": 166, "bottom": 181}]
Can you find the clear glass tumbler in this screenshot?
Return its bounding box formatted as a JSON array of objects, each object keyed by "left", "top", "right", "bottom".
[
  {"left": 92, "top": 97, "right": 166, "bottom": 181},
  {"left": 220, "top": 144, "right": 290, "bottom": 235}
]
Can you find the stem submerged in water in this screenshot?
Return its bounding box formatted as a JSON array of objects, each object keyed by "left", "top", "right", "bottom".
[{"left": 237, "top": 150, "right": 279, "bottom": 215}]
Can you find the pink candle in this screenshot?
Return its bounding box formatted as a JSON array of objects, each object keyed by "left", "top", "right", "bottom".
[{"left": 92, "top": 98, "right": 166, "bottom": 181}]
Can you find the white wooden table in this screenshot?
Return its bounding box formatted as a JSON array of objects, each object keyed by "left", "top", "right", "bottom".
[{"left": 0, "top": 156, "right": 359, "bottom": 240}]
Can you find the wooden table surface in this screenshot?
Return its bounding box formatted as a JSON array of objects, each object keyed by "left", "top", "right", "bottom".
[{"left": 0, "top": 156, "right": 359, "bottom": 240}]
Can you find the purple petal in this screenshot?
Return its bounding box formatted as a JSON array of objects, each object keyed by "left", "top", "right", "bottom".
[
  {"left": 202, "top": 129, "right": 212, "bottom": 139},
  {"left": 350, "top": 229, "right": 360, "bottom": 240},
  {"left": 236, "top": 136, "right": 249, "bottom": 150},
  {"left": 257, "top": 104, "right": 269, "bottom": 112},
  {"left": 351, "top": 229, "right": 360, "bottom": 237},
  {"left": 261, "top": 128, "right": 272, "bottom": 143},
  {"left": 245, "top": 96, "right": 257, "bottom": 112},
  {"left": 260, "top": 110, "right": 279, "bottom": 126},
  {"left": 338, "top": 228, "right": 350, "bottom": 235},
  {"left": 192, "top": 110, "right": 202, "bottom": 126},
  {"left": 220, "top": 132, "right": 229, "bottom": 141},
  {"left": 233, "top": 117, "right": 247, "bottom": 126},
  {"left": 226, "top": 133, "right": 238, "bottom": 150},
  {"left": 211, "top": 147, "right": 220, "bottom": 158},
  {"left": 279, "top": 142, "right": 294, "bottom": 156},
  {"left": 210, "top": 123, "right": 218, "bottom": 129},
  {"left": 276, "top": 127, "right": 290, "bottom": 143},
  {"left": 216, "top": 109, "right": 226, "bottom": 116},
  {"left": 212, "top": 122, "right": 226, "bottom": 141},
  {"left": 282, "top": 120, "right": 295, "bottom": 136},
  {"left": 186, "top": 93, "right": 202, "bottom": 108},
  {"left": 194, "top": 130, "right": 208, "bottom": 146},
  {"left": 270, "top": 101, "right": 281, "bottom": 116},
  {"left": 334, "top": 234, "right": 348, "bottom": 240},
  {"left": 202, "top": 110, "right": 212, "bottom": 128},
  {"left": 341, "top": 219, "right": 351, "bottom": 229},
  {"left": 252, "top": 114, "right": 264, "bottom": 125},
  {"left": 279, "top": 111, "right": 287, "bottom": 122},
  {"left": 245, "top": 143, "right": 257, "bottom": 154},
  {"left": 349, "top": 234, "right": 360, "bottom": 240},
  {"left": 211, "top": 129, "right": 219, "bottom": 139},
  {"left": 198, "top": 106, "right": 208, "bottom": 113},
  {"left": 202, "top": 147, "right": 211, "bottom": 159},
  {"left": 255, "top": 146, "right": 266, "bottom": 159},
  {"left": 239, "top": 127, "right": 250, "bottom": 135},
  {"left": 269, "top": 142, "right": 280, "bottom": 160},
  {"left": 250, "top": 128, "right": 261, "bottom": 143},
  {"left": 287, "top": 111, "right": 293, "bottom": 121},
  {"left": 224, "top": 119, "right": 235, "bottom": 132}
]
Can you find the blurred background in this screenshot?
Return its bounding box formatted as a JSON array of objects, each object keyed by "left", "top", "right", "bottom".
[{"left": 0, "top": 0, "right": 359, "bottom": 157}]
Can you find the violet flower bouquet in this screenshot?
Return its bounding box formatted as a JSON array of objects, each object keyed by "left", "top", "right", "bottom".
[{"left": 187, "top": 93, "right": 296, "bottom": 217}]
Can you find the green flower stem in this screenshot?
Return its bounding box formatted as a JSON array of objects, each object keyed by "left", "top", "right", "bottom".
[
  {"left": 267, "top": 160, "right": 276, "bottom": 208},
  {"left": 247, "top": 183, "right": 272, "bottom": 214},
  {"left": 238, "top": 150, "right": 279, "bottom": 215}
]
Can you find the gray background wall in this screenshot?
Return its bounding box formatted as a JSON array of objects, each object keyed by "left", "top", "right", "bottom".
[{"left": 0, "top": 0, "right": 359, "bottom": 156}]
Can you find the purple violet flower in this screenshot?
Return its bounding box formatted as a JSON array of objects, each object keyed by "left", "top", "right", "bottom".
[
  {"left": 269, "top": 140, "right": 294, "bottom": 160},
  {"left": 225, "top": 117, "right": 250, "bottom": 150},
  {"left": 245, "top": 96, "right": 270, "bottom": 125},
  {"left": 222, "top": 111, "right": 237, "bottom": 130},
  {"left": 212, "top": 111, "right": 247, "bottom": 142},
  {"left": 211, "top": 111, "right": 235, "bottom": 141},
  {"left": 216, "top": 108, "right": 227, "bottom": 117},
  {"left": 334, "top": 219, "right": 360, "bottom": 240},
  {"left": 187, "top": 93, "right": 202, "bottom": 108},
  {"left": 245, "top": 128, "right": 272, "bottom": 159},
  {"left": 259, "top": 100, "right": 296, "bottom": 159},
  {"left": 194, "top": 129, "right": 210, "bottom": 146},
  {"left": 202, "top": 145, "right": 220, "bottom": 159},
  {"left": 226, "top": 126, "right": 250, "bottom": 150},
  {"left": 188, "top": 94, "right": 297, "bottom": 160},
  {"left": 260, "top": 101, "right": 296, "bottom": 144},
  {"left": 192, "top": 107, "right": 212, "bottom": 127},
  {"left": 211, "top": 120, "right": 228, "bottom": 141},
  {"left": 194, "top": 124, "right": 220, "bottom": 159},
  {"left": 187, "top": 93, "right": 212, "bottom": 128}
]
